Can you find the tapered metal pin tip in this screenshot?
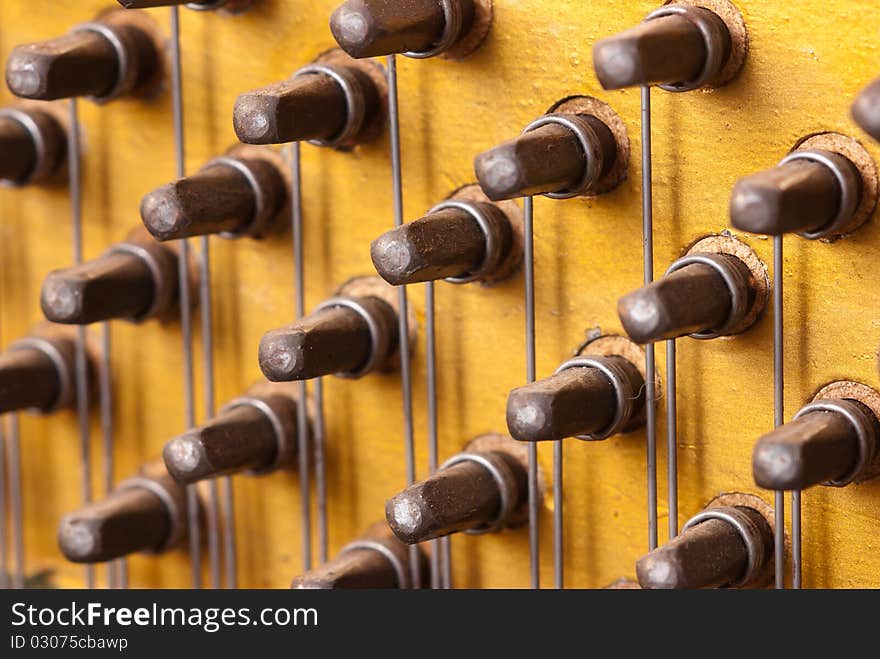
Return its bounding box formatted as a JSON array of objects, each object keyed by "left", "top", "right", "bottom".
[
  {"left": 618, "top": 260, "right": 744, "bottom": 343},
  {"left": 474, "top": 123, "right": 587, "bottom": 201},
  {"left": 752, "top": 400, "right": 875, "bottom": 490},
  {"left": 636, "top": 507, "right": 772, "bottom": 589},
  {"left": 506, "top": 367, "right": 618, "bottom": 441},
  {"left": 330, "top": 0, "right": 449, "bottom": 58},
  {"left": 40, "top": 251, "right": 156, "bottom": 325},
  {"left": 853, "top": 76, "right": 880, "bottom": 142},
  {"left": 58, "top": 487, "right": 172, "bottom": 563},
  {"left": 163, "top": 434, "right": 208, "bottom": 481},
  {"left": 233, "top": 76, "right": 348, "bottom": 145},
  {"left": 729, "top": 156, "right": 856, "bottom": 237}
]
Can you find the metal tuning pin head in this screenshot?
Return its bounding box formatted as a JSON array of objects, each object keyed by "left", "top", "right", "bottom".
[
  {"left": 0, "top": 106, "right": 66, "bottom": 186},
  {"left": 164, "top": 383, "right": 303, "bottom": 483},
  {"left": 506, "top": 355, "right": 645, "bottom": 441},
  {"left": 329, "top": 0, "right": 475, "bottom": 59},
  {"left": 753, "top": 398, "right": 880, "bottom": 490},
  {"left": 259, "top": 291, "right": 400, "bottom": 381},
  {"left": 0, "top": 332, "right": 93, "bottom": 415},
  {"left": 474, "top": 113, "right": 617, "bottom": 201},
  {"left": 593, "top": 4, "right": 731, "bottom": 92},
  {"left": 370, "top": 200, "right": 513, "bottom": 286},
  {"left": 386, "top": 447, "right": 527, "bottom": 543},
  {"left": 730, "top": 149, "right": 862, "bottom": 239},
  {"left": 41, "top": 229, "right": 183, "bottom": 325},
  {"left": 58, "top": 461, "right": 187, "bottom": 563},
  {"left": 118, "top": 0, "right": 253, "bottom": 12},
  {"left": 618, "top": 252, "right": 755, "bottom": 344},
  {"left": 291, "top": 523, "right": 426, "bottom": 589},
  {"left": 853, "top": 76, "right": 880, "bottom": 143},
  {"left": 6, "top": 12, "right": 160, "bottom": 103},
  {"left": 140, "top": 151, "right": 287, "bottom": 241},
  {"left": 234, "top": 54, "right": 384, "bottom": 148},
  {"left": 636, "top": 504, "right": 773, "bottom": 589}
]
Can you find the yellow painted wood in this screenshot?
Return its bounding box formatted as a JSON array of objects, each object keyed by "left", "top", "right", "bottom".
[{"left": 0, "top": 0, "right": 878, "bottom": 589}]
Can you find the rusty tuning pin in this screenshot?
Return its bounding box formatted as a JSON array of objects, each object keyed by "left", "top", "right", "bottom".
[
  {"left": 163, "top": 382, "right": 305, "bottom": 483},
  {"left": 291, "top": 523, "right": 427, "bottom": 589},
  {"left": 117, "top": 0, "right": 254, "bottom": 12},
  {"left": 592, "top": 3, "right": 735, "bottom": 92},
  {"left": 329, "top": 0, "right": 485, "bottom": 60},
  {"left": 753, "top": 398, "right": 880, "bottom": 491},
  {"left": 507, "top": 354, "right": 645, "bottom": 441},
  {"left": 618, "top": 252, "right": 757, "bottom": 344},
  {"left": 371, "top": 196, "right": 519, "bottom": 286},
  {"left": 140, "top": 149, "right": 287, "bottom": 241},
  {"left": 474, "top": 111, "right": 618, "bottom": 201},
  {"left": 58, "top": 460, "right": 189, "bottom": 563},
  {"left": 259, "top": 278, "right": 403, "bottom": 381},
  {"left": 0, "top": 106, "right": 66, "bottom": 186},
  {"left": 636, "top": 503, "right": 774, "bottom": 589},
  {"left": 41, "top": 229, "right": 188, "bottom": 325},
  {"left": 386, "top": 439, "right": 528, "bottom": 543},
  {"left": 0, "top": 331, "right": 95, "bottom": 415},
  {"left": 730, "top": 149, "right": 863, "bottom": 239},
  {"left": 234, "top": 51, "right": 386, "bottom": 148},
  {"left": 6, "top": 11, "right": 160, "bottom": 103},
  {"left": 853, "top": 76, "right": 880, "bottom": 144}
]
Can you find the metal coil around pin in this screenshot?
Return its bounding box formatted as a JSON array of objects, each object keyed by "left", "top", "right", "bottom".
[
  {"left": 439, "top": 452, "right": 518, "bottom": 534},
  {"left": 71, "top": 22, "right": 135, "bottom": 103},
  {"left": 219, "top": 396, "right": 293, "bottom": 475},
  {"left": 117, "top": 476, "right": 184, "bottom": 554},
  {"left": 682, "top": 506, "right": 766, "bottom": 588},
  {"left": 104, "top": 242, "right": 174, "bottom": 322},
  {"left": 554, "top": 355, "right": 636, "bottom": 441},
  {"left": 312, "top": 297, "right": 390, "bottom": 379},
  {"left": 340, "top": 540, "right": 410, "bottom": 589},
  {"left": 293, "top": 64, "right": 366, "bottom": 148},
  {"left": 203, "top": 156, "right": 272, "bottom": 238},
  {"left": 0, "top": 109, "right": 48, "bottom": 186},
  {"left": 8, "top": 337, "right": 73, "bottom": 413},
  {"left": 778, "top": 149, "right": 861, "bottom": 239},
  {"left": 424, "top": 200, "right": 504, "bottom": 284},
  {"left": 665, "top": 252, "right": 750, "bottom": 340},
  {"left": 645, "top": 5, "right": 730, "bottom": 92},
  {"left": 522, "top": 114, "right": 604, "bottom": 199},
  {"left": 794, "top": 399, "right": 878, "bottom": 487},
  {"left": 404, "top": 0, "right": 463, "bottom": 59},
  {"left": 186, "top": 0, "right": 232, "bottom": 11}
]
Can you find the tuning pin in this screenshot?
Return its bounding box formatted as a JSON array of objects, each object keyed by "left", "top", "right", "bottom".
[
  {"left": 474, "top": 112, "right": 618, "bottom": 201},
  {"left": 260, "top": 281, "right": 401, "bottom": 381},
  {"left": 0, "top": 332, "right": 94, "bottom": 415},
  {"left": 41, "top": 229, "right": 185, "bottom": 325},
  {"left": 753, "top": 398, "right": 879, "bottom": 490},
  {"left": 291, "top": 523, "right": 427, "bottom": 589},
  {"left": 386, "top": 443, "right": 527, "bottom": 543},
  {"left": 593, "top": 4, "right": 733, "bottom": 92},
  {"left": 58, "top": 461, "right": 188, "bottom": 563},
  {"left": 853, "top": 76, "right": 880, "bottom": 143},
  {"left": 371, "top": 198, "right": 517, "bottom": 285},
  {"left": 636, "top": 504, "right": 773, "bottom": 589},
  {"left": 0, "top": 106, "right": 66, "bottom": 186},
  {"left": 730, "top": 149, "right": 862, "bottom": 239},
  {"left": 118, "top": 0, "right": 253, "bottom": 12},
  {"left": 330, "top": 0, "right": 480, "bottom": 59},
  {"left": 6, "top": 11, "right": 160, "bottom": 103},
  {"left": 140, "top": 149, "right": 287, "bottom": 241},
  {"left": 506, "top": 355, "right": 645, "bottom": 441},
  {"left": 163, "top": 382, "right": 304, "bottom": 483},
  {"left": 234, "top": 52, "right": 385, "bottom": 148},
  {"left": 618, "top": 252, "right": 757, "bottom": 344}
]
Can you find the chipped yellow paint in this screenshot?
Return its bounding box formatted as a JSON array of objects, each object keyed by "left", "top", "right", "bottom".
[{"left": 0, "top": 0, "right": 879, "bottom": 589}]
